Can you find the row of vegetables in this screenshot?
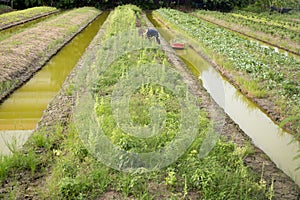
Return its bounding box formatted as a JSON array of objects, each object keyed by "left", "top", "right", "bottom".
[
  {"left": 154, "top": 8, "right": 300, "bottom": 133},
  {"left": 0, "top": 6, "right": 58, "bottom": 29},
  {"left": 193, "top": 10, "right": 300, "bottom": 52},
  {"left": 220, "top": 10, "right": 300, "bottom": 31},
  {"left": 232, "top": 10, "right": 300, "bottom": 28},
  {"left": 64, "top": 5, "right": 273, "bottom": 199}
]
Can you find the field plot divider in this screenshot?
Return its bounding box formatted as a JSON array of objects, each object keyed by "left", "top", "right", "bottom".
[{"left": 0, "top": 10, "right": 60, "bottom": 31}]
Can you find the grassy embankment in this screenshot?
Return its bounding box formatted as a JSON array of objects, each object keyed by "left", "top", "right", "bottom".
[
  {"left": 0, "top": 7, "right": 100, "bottom": 101},
  {"left": 154, "top": 9, "right": 300, "bottom": 135},
  {"left": 0, "top": 4, "right": 13, "bottom": 15},
  {"left": 192, "top": 10, "right": 300, "bottom": 54},
  {"left": 0, "top": 6, "right": 58, "bottom": 29},
  {"left": 0, "top": 12, "right": 60, "bottom": 42},
  {"left": 0, "top": 5, "right": 274, "bottom": 199}
]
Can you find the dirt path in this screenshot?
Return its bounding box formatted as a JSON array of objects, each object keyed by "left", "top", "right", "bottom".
[{"left": 143, "top": 13, "right": 299, "bottom": 199}]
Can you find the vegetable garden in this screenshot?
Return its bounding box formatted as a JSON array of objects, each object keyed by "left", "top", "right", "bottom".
[
  {"left": 192, "top": 9, "right": 300, "bottom": 54},
  {"left": 154, "top": 8, "right": 300, "bottom": 134},
  {"left": 0, "top": 3, "right": 299, "bottom": 200}
]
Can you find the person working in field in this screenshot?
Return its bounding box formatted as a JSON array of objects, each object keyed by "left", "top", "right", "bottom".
[{"left": 144, "top": 28, "right": 160, "bottom": 44}]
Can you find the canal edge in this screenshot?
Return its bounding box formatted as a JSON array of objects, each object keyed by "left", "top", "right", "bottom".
[{"left": 0, "top": 10, "right": 103, "bottom": 104}]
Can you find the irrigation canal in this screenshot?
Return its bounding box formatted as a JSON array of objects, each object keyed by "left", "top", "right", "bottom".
[
  {"left": 0, "top": 11, "right": 109, "bottom": 155},
  {"left": 147, "top": 13, "right": 300, "bottom": 186}
]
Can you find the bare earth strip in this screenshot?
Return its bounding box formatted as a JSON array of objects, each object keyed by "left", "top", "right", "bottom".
[{"left": 0, "top": 7, "right": 100, "bottom": 102}]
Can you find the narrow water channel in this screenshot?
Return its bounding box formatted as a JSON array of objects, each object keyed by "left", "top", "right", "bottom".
[
  {"left": 0, "top": 11, "right": 109, "bottom": 154},
  {"left": 147, "top": 13, "right": 300, "bottom": 186}
]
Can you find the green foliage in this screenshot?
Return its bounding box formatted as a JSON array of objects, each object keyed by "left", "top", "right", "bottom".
[
  {"left": 10, "top": 0, "right": 255, "bottom": 10},
  {"left": 0, "top": 150, "right": 39, "bottom": 183},
  {"left": 0, "top": 4, "right": 11, "bottom": 9},
  {"left": 203, "top": 0, "right": 236, "bottom": 11},
  {"left": 44, "top": 125, "right": 111, "bottom": 199},
  {"left": 4, "top": 4, "right": 277, "bottom": 199},
  {"left": 105, "top": 5, "right": 139, "bottom": 38},
  {"left": 68, "top": 5, "right": 271, "bottom": 199},
  {"left": 0, "top": 6, "right": 57, "bottom": 27},
  {"left": 243, "top": 0, "right": 300, "bottom": 12},
  {"left": 195, "top": 10, "right": 300, "bottom": 44}
]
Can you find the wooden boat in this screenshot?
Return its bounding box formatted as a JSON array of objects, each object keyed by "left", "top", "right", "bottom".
[{"left": 171, "top": 42, "right": 185, "bottom": 50}]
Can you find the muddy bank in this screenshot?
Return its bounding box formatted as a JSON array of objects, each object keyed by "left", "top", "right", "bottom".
[{"left": 0, "top": 8, "right": 101, "bottom": 104}]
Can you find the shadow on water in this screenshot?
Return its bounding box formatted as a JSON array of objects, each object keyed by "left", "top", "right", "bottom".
[
  {"left": 147, "top": 12, "right": 300, "bottom": 186},
  {"left": 0, "top": 11, "right": 109, "bottom": 155}
]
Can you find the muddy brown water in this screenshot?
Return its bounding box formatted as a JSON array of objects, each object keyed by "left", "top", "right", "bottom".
[
  {"left": 0, "top": 11, "right": 109, "bottom": 154},
  {"left": 147, "top": 13, "right": 300, "bottom": 186}
]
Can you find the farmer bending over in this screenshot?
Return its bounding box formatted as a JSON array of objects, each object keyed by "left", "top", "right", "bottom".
[{"left": 144, "top": 28, "right": 160, "bottom": 44}]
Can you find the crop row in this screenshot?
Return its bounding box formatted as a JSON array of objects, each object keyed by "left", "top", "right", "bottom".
[
  {"left": 233, "top": 10, "right": 300, "bottom": 28},
  {"left": 0, "top": 6, "right": 58, "bottom": 29},
  {"left": 0, "top": 7, "right": 100, "bottom": 101},
  {"left": 194, "top": 10, "right": 300, "bottom": 45},
  {"left": 154, "top": 8, "right": 300, "bottom": 133}
]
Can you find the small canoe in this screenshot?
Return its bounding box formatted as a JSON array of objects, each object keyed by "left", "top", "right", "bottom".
[{"left": 171, "top": 42, "right": 184, "bottom": 50}]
